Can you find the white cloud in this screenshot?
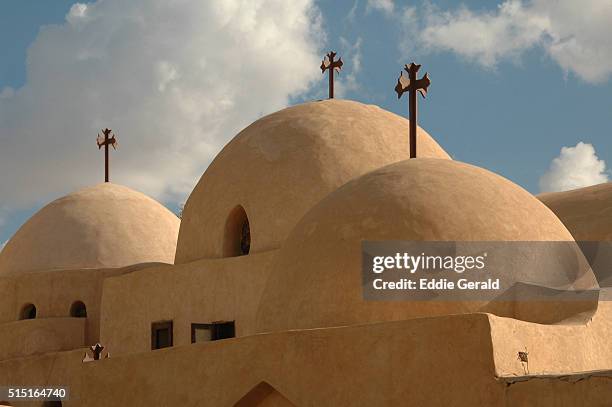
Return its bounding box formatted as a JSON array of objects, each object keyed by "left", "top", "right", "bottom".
[
  {"left": 539, "top": 142, "right": 609, "bottom": 193},
  {"left": 346, "top": 0, "right": 359, "bottom": 23},
  {"left": 0, "top": 0, "right": 323, "bottom": 212},
  {"left": 401, "top": 0, "right": 612, "bottom": 83},
  {"left": 0, "top": 87, "right": 15, "bottom": 99},
  {"left": 334, "top": 37, "right": 363, "bottom": 97},
  {"left": 177, "top": 200, "right": 186, "bottom": 219},
  {"left": 66, "top": 3, "right": 90, "bottom": 26},
  {"left": 366, "top": 0, "right": 394, "bottom": 15}
]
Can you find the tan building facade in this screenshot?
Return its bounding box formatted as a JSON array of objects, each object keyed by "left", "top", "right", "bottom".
[{"left": 0, "top": 100, "right": 611, "bottom": 406}]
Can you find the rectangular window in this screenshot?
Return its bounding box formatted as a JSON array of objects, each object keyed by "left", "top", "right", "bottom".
[
  {"left": 191, "top": 323, "right": 213, "bottom": 343},
  {"left": 151, "top": 320, "right": 173, "bottom": 350},
  {"left": 191, "top": 321, "right": 235, "bottom": 343}
]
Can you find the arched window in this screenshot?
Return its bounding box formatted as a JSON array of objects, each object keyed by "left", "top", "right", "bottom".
[
  {"left": 223, "top": 205, "right": 251, "bottom": 257},
  {"left": 70, "top": 301, "right": 87, "bottom": 318},
  {"left": 20, "top": 303, "right": 37, "bottom": 320}
]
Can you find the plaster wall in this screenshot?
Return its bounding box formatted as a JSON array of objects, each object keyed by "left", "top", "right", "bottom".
[
  {"left": 0, "top": 318, "right": 85, "bottom": 361},
  {"left": 0, "top": 349, "right": 84, "bottom": 407},
  {"left": 0, "top": 313, "right": 499, "bottom": 406},
  {"left": 99, "top": 251, "right": 276, "bottom": 356},
  {"left": 490, "top": 302, "right": 612, "bottom": 376},
  {"left": 0, "top": 268, "right": 128, "bottom": 345},
  {"left": 1, "top": 313, "right": 611, "bottom": 406},
  {"left": 0, "top": 265, "right": 155, "bottom": 346},
  {"left": 504, "top": 375, "right": 612, "bottom": 406}
]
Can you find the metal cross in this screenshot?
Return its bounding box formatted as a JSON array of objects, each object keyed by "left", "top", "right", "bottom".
[
  {"left": 395, "top": 63, "right": 431, "bottom": 158},
  {"left": 82, "top": 343, "right": 110, "bottom": 363},
  {"left": 320, "top": 51, "right": 343, "bottom": 99},
  {"left": 96, "top": 128, "right": 118, "bottom": 182},
  {"left": 91, "top": 343, "right": 105, "bottom": 360},
  {"left": 517, "top": 348, "right": 529, "bottom": 375}
]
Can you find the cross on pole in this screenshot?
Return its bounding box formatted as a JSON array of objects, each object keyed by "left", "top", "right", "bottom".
[
  {"left": 96, "top": 128, "right": 118, "bottom": 183},
  {"left": 395, "top": 63, "right": 431, "bottom": 158},
  {"left": 82, "top": 343, "right": 110, "bottom": 362},
  {"left": 320, "top": 51, "right": 343, "bottom": 99}
]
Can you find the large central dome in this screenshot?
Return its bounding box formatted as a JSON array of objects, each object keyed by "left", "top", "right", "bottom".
[
  {"left": 0, "top": 183, "right": 180, "bottom": 275},
  {"left": 256, "top": 159, "right": 599, "bottom": 333},
  {"left": 176, "top": 99, "right": 450, "bottom": 263}
]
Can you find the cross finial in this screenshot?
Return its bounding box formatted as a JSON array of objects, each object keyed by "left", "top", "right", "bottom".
[
  {"left": 395, "top": 62, "right": 431, "bottom": 158},
  {"left": 92, "top": 343, "right": 105, "bottom": 360},
  {"left": 96, "top": 128, "right": 118, "bottom": 182},
  {"left": 320, "top": 51, "right": 343, "bottom": 99},
  {"left": 82, "top": 342, "right": 110, "bottom": 362}
]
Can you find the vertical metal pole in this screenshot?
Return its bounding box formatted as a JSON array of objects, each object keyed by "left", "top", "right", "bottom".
[
  {"left": 104, "top": 133, "right": 109, "bottom": 182},
  {"left": 409, "top": 68, "right": 417, "bottom": 159},
  {"left": 329, "top": 63, "right": 334, "bottom": 99}
]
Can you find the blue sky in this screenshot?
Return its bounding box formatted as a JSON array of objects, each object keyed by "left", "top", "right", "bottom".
[{"left": 1, "top": 0, "right": 611, "bottom": 245}]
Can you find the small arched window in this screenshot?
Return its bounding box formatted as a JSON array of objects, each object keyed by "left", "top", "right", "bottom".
[
  {"left": 70, "top": 301, "right": 87, "bottom": 318},
  {"left": 20, "top": 303, "right": 37, "bottom": 320},
  {"left": 223, "top": 205, "right": 250, "bottom": 257}
]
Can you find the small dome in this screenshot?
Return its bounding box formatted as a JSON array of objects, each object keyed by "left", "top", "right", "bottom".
[
  {"left": 176, "top": 99, "right": 450, "bottom": 263},
  {"left": 0, "top": 183, "right": 180, "bottom": 275},
  {"left": 256, "top": 159, "right": 598, "bottom": 333},
  {"left": 539, "top": 182, "right": 612, "bottom": 241}
]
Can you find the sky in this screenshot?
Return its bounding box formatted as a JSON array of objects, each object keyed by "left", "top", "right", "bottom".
[{"left": 1, "top": 0, "right": 611, "bottom": 247}]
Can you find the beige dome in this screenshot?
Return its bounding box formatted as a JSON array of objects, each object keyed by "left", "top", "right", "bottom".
[
  {"left": 256, "top": 159, "right": 598, "bottom": 333},
  {"left": 539, "top": 183, "right": 612, "bottom": 241},
  {"left": 0, "top": 183, "right": 180, "bottom": 275},
  {"left": 175, "top": 99, "right": 450, "bottom": 263}
]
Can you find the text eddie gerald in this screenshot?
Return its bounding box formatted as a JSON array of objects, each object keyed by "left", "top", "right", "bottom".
[{"left": 370, "top": 252, "right": 501, "bottom": 292}]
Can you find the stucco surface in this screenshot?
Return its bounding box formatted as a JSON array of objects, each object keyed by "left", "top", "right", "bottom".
[
  {"left": 0, "top": 348, "right": 85, "bottom": 407},
  {"left": 490, "top": 310, "right": 612, "bottom": 378},
  {"left": 99, "top": 251, "right": 276, "bottom": 356},
  {"left": 539, "top": 182, "right": 612, "bottom": 241},
  {"left": 1, "top": 313, "right": 611, "bottom": 406},
  {"left": 175, "top": 99, "right": 451, "bottom": 263},
  {"left": 504, "top": 375, "right": 612, "bottom": 406},
  {"left": 0, "top": 183, "right": 180, "bottom": 275},
  {"left": 0, "top": 265, "right": 159, "bottom": 349},
  {"left": 0, "top": 317, "right": 85, "bottom": 361},
  {"left": 0, "top": 314, "right": 498, "bottom": 406},
  {"left": 256, "top": 158, "right": 597, "bottom": 333}
]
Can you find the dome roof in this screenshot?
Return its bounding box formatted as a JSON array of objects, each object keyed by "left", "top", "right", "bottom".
[
  {"left": 256, "top": 159, "right": 598, "bottom": 332},
  {"left": 539, "top": 182, "right": 612, "bottom": 241},
  {"left": 0, "top": 183, "right": 180, "bottom": 275},
  {"left": 176, "top": 99, "right": 450, "bottom": 263}
]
